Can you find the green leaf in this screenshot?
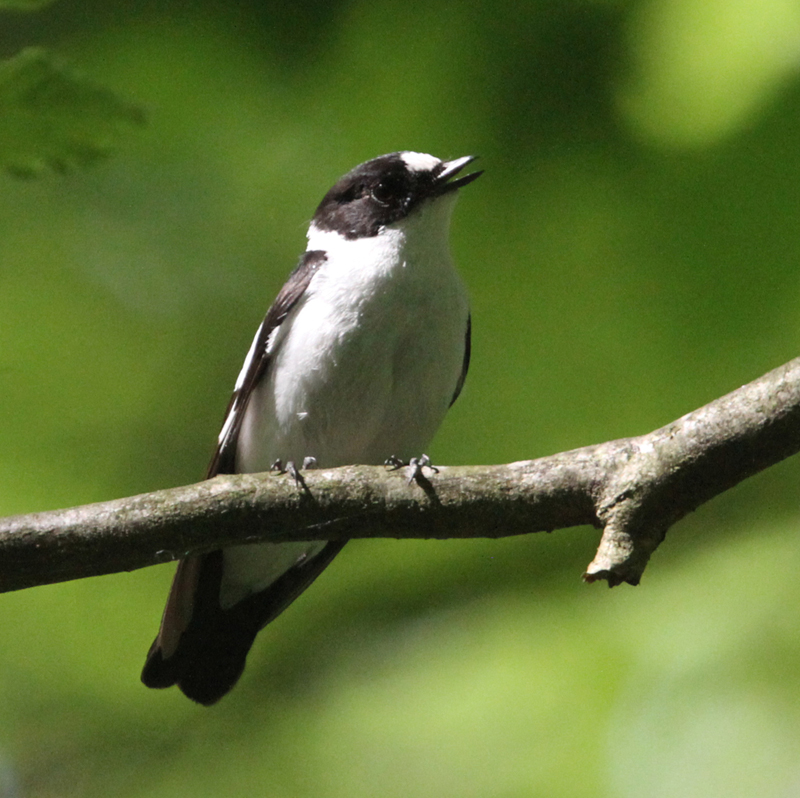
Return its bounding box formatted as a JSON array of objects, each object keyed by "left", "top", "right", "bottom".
[{"left": 0, "top": 47, "right": 145, "bottom": 177}]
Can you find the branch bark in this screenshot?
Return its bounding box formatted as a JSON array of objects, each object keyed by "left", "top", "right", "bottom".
[{"left": 2, "top": 357, "right": 799, "bottom": 594}]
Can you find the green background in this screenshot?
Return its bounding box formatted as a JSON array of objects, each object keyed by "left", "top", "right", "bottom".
[{"left": 2, "top": 0, "right": 800, "bottom": 795}]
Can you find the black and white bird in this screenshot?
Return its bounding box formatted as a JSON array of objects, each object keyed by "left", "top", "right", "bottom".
[{"left": 141, "top": 151, "right": 482, "bottom": 704}]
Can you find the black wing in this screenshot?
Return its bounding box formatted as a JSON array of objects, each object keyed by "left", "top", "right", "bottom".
[
  {"left": 449, "top": 313, "right": 471, "bottom": 407},
  {"left": 142, "top": 249, "right": 334, "bottom": 705},
  {"left": 206, "top": 250, "right": 327, "bottom": 476}
]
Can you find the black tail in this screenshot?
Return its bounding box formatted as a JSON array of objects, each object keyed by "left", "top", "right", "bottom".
[{"left": 142, "top": 542, "right": 346, "bottom": 705}]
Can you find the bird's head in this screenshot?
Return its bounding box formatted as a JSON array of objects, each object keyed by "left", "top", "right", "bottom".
[{"left": 311, "top": 151, "right": 482, "bottom": 241}]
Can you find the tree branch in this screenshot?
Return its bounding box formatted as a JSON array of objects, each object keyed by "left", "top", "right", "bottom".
[{"left": 2, "top": 357, "right": 799, "bottom": 594}]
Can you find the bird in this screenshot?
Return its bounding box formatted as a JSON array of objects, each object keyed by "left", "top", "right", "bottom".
[{"left": 141, "top": 151, "right": 482, "bottom": 704}]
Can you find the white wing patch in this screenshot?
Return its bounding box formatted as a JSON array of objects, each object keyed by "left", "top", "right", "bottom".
[
  {"left": 217, "top": 322, "right": 264, "bottom": 445},
  {"left": 235, "top": 323, "right": 263, "bottom": 392}
]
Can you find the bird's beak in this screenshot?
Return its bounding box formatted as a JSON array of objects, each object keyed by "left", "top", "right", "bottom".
[{"left": 434, "top": 155, "right": 483, "bottom": 195}]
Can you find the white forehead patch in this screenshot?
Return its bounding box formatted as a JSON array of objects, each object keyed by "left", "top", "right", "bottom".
[{"left": 400, "top": 151, "right": 441, "bottom": 172}]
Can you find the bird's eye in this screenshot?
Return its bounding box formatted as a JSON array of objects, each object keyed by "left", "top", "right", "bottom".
[{"left": 371, "top": 177, "right": 401, "bottom": 206}]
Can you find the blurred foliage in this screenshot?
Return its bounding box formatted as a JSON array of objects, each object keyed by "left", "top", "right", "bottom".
[
  {"left": 620, "top": 0, "right": 800, "bottom": 146},
  {"left": 1, "top": 0, "right": 800, "bottom": 796},
  {"left": 0, "top": 0, "right": 55, "bottom": 10},
  {"left": 0, "top": 47, "right": 145, "bottom": 176}
]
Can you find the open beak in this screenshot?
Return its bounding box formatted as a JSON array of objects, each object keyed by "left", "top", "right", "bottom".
[{"left": 434, "top": 155, "right": 483, "bottom": 195}]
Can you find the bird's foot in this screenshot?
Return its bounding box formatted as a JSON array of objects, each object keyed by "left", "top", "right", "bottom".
[
  {"left": 270, "top": 457, "right": 317, "bottom": 487},
  {"left": 385, "top": 454, "right": 439, "bottom": 485}
]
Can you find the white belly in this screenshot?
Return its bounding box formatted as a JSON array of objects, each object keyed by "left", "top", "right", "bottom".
[{"left": 221, "top": 216, "right": 469, "bottom": 607}]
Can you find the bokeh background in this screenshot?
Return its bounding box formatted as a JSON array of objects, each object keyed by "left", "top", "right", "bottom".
[{"left": 2, "top": 0, "right": 800, "bottom": 796}]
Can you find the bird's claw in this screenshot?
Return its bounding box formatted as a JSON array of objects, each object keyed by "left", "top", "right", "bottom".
[
  {"left": 406, "top": 454, "right": 439, "bottom": 484},
  {"left": 270, "top": 457, "right": 316, "bottom": 487},
  {"left": 385, "top": 454, "right": 439, "bottom": 484}
]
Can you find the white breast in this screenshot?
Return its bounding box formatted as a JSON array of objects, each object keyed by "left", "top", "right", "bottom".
[
  {"left": 236, "top": 198, "right": 469, "bottom": 471},
  {"left": 222, "top": 195, "right": 469, "bottom": 607}
]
